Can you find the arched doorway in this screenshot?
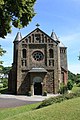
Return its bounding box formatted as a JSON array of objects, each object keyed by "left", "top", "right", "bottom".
[
  {"left": 34, "top": 82, "right": 42, "bottom": 95},
  {"left": 33, "top": 77, "right": 42, "bottom": 95}
]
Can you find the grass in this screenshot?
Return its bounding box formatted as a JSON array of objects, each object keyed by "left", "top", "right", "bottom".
[
  {"left": 0, "top": 103, "right": 40, "bottom": 120},
  {"left": 0, "top": 97, "right": 80, "bottom": 120},
  {"left": 72, "top": 85, "right": 80, "bottom": 93}
]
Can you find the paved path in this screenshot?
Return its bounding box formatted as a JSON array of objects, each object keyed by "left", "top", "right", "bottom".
[
  {"left": 0, "top": 94, "right": 58, "bottom": 108},
  {"left": 0, "top": 98, "right": 39, "bottom": 108}
]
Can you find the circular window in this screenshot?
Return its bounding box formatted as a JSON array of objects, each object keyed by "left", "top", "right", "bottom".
[{"left": 32, "top": 51, "right": 44, "bottom": 61}]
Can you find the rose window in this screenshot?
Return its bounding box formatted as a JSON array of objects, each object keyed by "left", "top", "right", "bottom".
[{"left": 32, "top": 51, "right": 44, "bottom": 61}]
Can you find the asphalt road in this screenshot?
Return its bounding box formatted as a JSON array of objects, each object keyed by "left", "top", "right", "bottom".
[
  {"left": 0, "top": 94, "right": 58, "bottom": 108},
  {"left": 0, "top": 98, "right": 39, "bottom": 108}
]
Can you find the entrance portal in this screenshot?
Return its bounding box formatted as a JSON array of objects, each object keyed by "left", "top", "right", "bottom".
[{"left": 34, "top": 82, "right": 42, "bottom": 95}]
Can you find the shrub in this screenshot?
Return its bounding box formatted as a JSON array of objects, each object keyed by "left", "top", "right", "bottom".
[
  {"left": 76, "top": 78, "right": 80, "bottom": 84},
  {"left": 77, "top": 83, "right": 80, "bottom": 87},
  {"left": 0, "top": 83, "right": 3, "bottom": 89},
  {"left": 1, "top": 78, "right": 8, "bottom": 88},
  {"left": 28, "top": 91, "right": 32, "bottom": 96},
  {"left": 36, "top": 90, "right": 80, "bottom": 109},
  {"left": 67, "top": 80, "right": 73, "bottom": 90},
  {"left": 43, "top": 91, "right": 47, "bottom": 96},
  {"left": 59, "top": 83, "right": 68, "bottom": 94},
  {"left": 36, "top": 95, "right": 64, "bottom": 109}
]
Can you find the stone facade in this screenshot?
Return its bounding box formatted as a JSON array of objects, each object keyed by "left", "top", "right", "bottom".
[{"left": 8, "top": 28, "right": 68, "bottom": 95}]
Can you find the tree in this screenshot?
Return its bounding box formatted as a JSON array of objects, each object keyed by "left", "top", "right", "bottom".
[
  {"left": 68, "top": 71, "right": 76, "bottom": 83},
  {"left": 0, "top": 45, "right": 6, "bottom": 68},
  {"left": 67, "top": 80, "right": 73, "bottom": 90},
  {"left": 0, "top": 0, "right": 36, "bottom": 38},
  {"left": 1, "top": 66, "right": 11, "bottom": 78},
  {"left": 75, "top": 74, "right": 80, "bottom": 84}
]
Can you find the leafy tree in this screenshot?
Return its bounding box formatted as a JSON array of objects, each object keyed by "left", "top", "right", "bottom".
[
  {"left": 68, "top": 71, "right": 76, "bottom": 83},
  {"left": 0, "top": 0, "right": 36, "bottom": 38},
  {"left": 67, "top": 80, "right": 73, "bottom": 90},
  {"left": 0, "top": 66, "right": 11, "bottom": 88},
  {"left": 1, "top": 66, "right": 11, "bottom": 77},
  {"left": 75, "top": 74, "right": 80, "bottom": 84},
  {"left": 0, "top": 45, "right": 6, "bottom": 69}
]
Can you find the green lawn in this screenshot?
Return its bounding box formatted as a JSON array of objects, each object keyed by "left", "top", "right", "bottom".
[
  {"left": 0, "top": 97, "right": 80, "bottom": 120},
  {"left": 72, "top": 85, "right": 80, "bottom": 93}
]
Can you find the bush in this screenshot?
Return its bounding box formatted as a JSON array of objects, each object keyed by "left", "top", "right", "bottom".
[
  {"left": 43, "top": 91, "right": 47, "bottom": 96},
  {"left": 27, "top": 91, "right": 32, "bottom": 96},
  {"left": 67, "top": 80, "right": 73, "bottom": 90},
  {"left": 77, "top": 83, "right": 80, "bottom": 87},
  {"left": 0, "top": 83, "right": 3, "bottom": 89},
  {"left": 36, "top": 95, "right": 64, "bottom": 109},
  {"left": 59, "top": 83, "right": 68, "bottom": 94},
  {"left": 76, "top": 78, "right": 80, "bottom": 84},
  {"left": 1, "top": 78, "right": 8, "bottom": 88},
  {"left": 36, "top": 90, "right": 80, "bottom": 109}
]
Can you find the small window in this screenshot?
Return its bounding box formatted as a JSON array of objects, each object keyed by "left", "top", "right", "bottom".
[
  {"left": 42, "top": 34, "right": 44, "bottom": 43},
  {"left": 49, "top": 60, "right": 51, "bottom": 66},
  {"left": 21, "top": 60, "right": 27, "bottom": 66},
  {"left": 29, "top": 36, "right": 31, "bottom": 43},
  {"left": 22, "top": 49, "right": 26, "bottom": 58},
  {"left": 45, "top": 36, "right": 47, "bottom": 43},
  {"left": 35, "top": 34, "right": 41, "bottom": 41},
  {"left": 32, "top": 34, "right": 34, "bottom": 43},
  {"left": 49, "top": 60, "right": 54, "bottom": 66},
  {"left": 49, "top": 49, "right": 54, "bottom": 58}
]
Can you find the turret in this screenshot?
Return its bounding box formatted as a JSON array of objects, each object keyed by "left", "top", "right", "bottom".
[
  {"left": 51, "top": 31, "right": 60, "bottom": 43},
  {"left": 13, "top": 32, "right": 22, "bottom": 64}
]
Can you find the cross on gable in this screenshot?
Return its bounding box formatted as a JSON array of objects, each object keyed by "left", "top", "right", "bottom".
[{"left": 36, "top": 23, "right": 40, "bottom": 28}]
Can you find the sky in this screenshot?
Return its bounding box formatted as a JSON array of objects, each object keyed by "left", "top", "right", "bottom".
[{"left": 0, "top": 0, "right": 80, "bottom": 74}]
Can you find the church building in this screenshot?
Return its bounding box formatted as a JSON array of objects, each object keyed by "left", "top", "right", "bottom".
[{"left": 8, "top": 27, "right": 68, "bottom": 95}]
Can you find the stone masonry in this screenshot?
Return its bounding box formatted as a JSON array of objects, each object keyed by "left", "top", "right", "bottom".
[{"left": 8, "top": 27, "right": 68, "bottom": 95}]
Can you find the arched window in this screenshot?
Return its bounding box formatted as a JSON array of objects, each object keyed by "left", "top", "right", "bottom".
[
  {"left": 49, "top": 49, "right": 54, "bottom": 58},
  {"left": 22, "top": 49, "right": 26, "bottom": 58}
]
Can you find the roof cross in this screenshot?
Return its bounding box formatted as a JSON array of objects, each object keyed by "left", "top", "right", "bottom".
[{"left": 36, "top": 23, "right": 40, "bottom": 28}]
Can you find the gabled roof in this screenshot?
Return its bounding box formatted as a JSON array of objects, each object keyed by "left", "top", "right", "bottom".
[{"left": 20, "top": 28, "right": 58, "bottom": 44}]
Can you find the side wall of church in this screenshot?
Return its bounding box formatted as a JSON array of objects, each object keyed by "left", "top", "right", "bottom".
[{"left": 60, "top": 47, "right": 68, "bottom": 84}]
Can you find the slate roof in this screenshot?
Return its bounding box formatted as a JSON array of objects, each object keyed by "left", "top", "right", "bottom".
[
  {"left": 51, "top": 31, "right": 58, "bottom": 41},
  {"left": 59, "top": 41, "right": 65, "bottom": 47},
  {"left": 14, "top": 32, "right": 22, "bottom": 41}
]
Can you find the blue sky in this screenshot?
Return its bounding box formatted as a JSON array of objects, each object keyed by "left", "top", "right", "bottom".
[{"left": 0, "top": 0, "right": 80, "bottom": 74}]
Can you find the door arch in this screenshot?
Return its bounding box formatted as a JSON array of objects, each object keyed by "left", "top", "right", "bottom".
[
  {"left": 34, "top": 82, "right": 42, "bottom": 95},
  {"left": 33, "top": 76, "right": 42, "bottom": 95}
]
